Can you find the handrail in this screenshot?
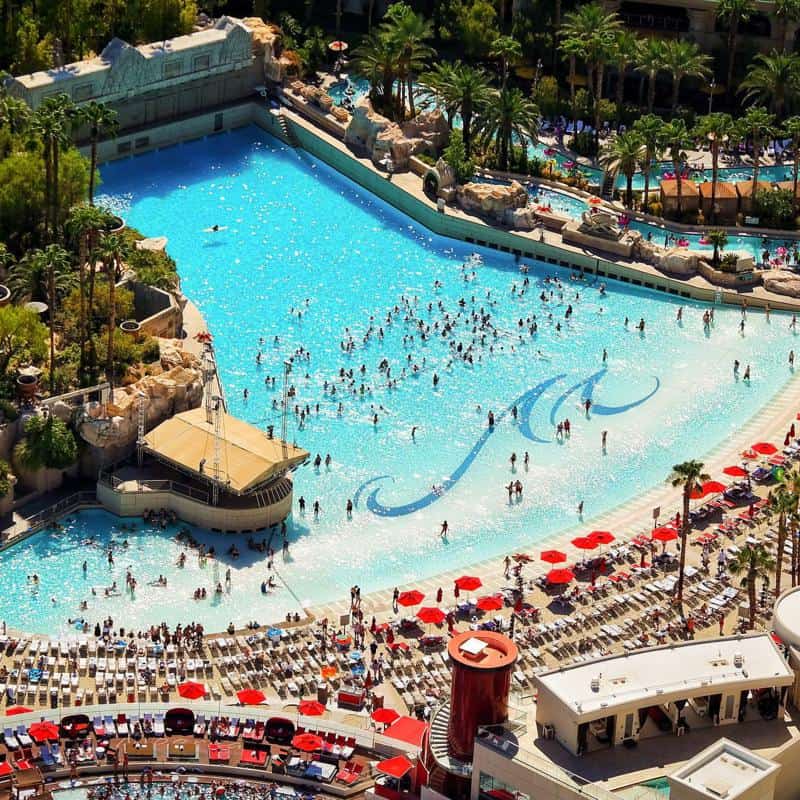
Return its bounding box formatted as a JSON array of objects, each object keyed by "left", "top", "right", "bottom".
[
  {"left": 1, "top": 490, "right": 99, "bottom": 550},
  {"left": 100, "top": 473, "right": 210, "bottom": 504}
]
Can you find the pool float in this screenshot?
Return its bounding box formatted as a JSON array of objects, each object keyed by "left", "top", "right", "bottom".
[
  {"left": 677, "top": 238, "right": 690, "bottom": 247},
  {"left": 698, "top": 237, "right": 711, "bottom": 245}
]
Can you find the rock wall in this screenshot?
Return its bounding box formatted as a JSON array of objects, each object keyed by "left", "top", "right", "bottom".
[
  {"left": 456, "top": 180, "right": 528, "bottom": 221},
  {"left": 344, "top": 99, "right": 449, "bottom": 170},
  {"left": 78, "top": 345, "right": 204, "bottom": 467},
  {"left": 763, "top": 270, "right": 800, "bottom": 297}
]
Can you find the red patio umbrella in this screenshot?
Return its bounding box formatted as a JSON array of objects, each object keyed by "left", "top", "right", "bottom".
[
  {"left": 652, "top": 527, "right": 678, "bottom": 542},
  {"left": 178, "top": 681, "right": 206, "bottom": 700},
  {"left": 486, "top": 790, "right": 516, "bottom": 800},
  {"left": 397, "top": 590, "right": 425, "bottom": 607},
  {"left": 328, "top": 40, "right": 349, "bottom": 52},
  {"left": 371, "top": 708, "right": 401, "bottom": 725},
  {"left": 298, "top": 700, "right": 326, "bottom": 717},
  {"left": 512, "top": 553, "right": 532, "bottom": 563},
  {"left": 292, "top": 733, "right": 323, "bottom": 752},
  {"left": 690, "top": 485, "right": 705, "bottom": 499},
  {"left": 476, "top": 595, "right": 504, "bottom": 611},
  {"left": 723, "top": 465, "right": 748, "bottom": 477},
  {"left": 752, "top": 442, "right": 778, "bottom": 455},
  {"left": 237, "top": 688, "right": 266, "bottom": 705},
  {"left": 571, "top": 536, "right": 598, "bottom": 550},
  {"left": 588, "top": 531, "right": 615, "bottom": 545},
  {"left": 376, "top": 755, "right": 414, "bottom": 780},
  {"left": 546, "top": 568, "right": 575, "bottom": 584},
  {"left": 702, "top": 480, "right": 727, "bottom": 495},
  {"left": 28, "top": 721, "right": 59, "bottom": 743},
  {"left": 741, "top": 449, "right": 758, "bottom": 460},
  {"left": 416, "top": 606, "right": 446, "bottom": 625},
  {"left": 540, "top": 549, "right": 567, "bottom": 564},
  {"left": 454, "top": 575, "right": 482, "bottom": 591},
  {"left": 5, "top": 706, "right": 32, "bottom": 716}
]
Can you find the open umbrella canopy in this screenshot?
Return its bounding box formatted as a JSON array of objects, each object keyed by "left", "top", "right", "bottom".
[
  {"left": 178, "top": 681, "right": 206, "bottom": 700},
  {"left": 320, "top": 666, "right": 338, "bottom": 680},
  {"left": 292, "top": 733, "right": 324, "bottom": 752},
  {"left": 588, "top": 531, "right": 614, "bottom": 545},
  {"left": 512, "top": 553, "right": 532, "bottom": 563},
  {"left": 702, "top": 480, "right": 727, "bottom": 495},
  {"left": 298, "top": 700, "right": 326, "bottom": 717},
  {"left": 328, "top": 40, "right": 348, "bottom": 51},
  {"left": 5, "top": 706, "right": 32, "bottom": 716},
  {"left": 397, "top": 590, "right": 425, "bottom": 607},
  {"left": 476, "top": 595, "right": 504, "bottom": 611},
  {"left": 454, "top": 575, "right": 482, "bottom": 591},
  {"left": 371, "top": 707, "right": 401, "bottom": 725},
  {"left": 237, "top": 688, "right": 266, "bottom": 705},
  {"left": 541, "top": 549, "right": 567, "bottom": 563},
  {"left": 571, "top": 536, "right": 598, "bottom": 550},
  {"left": 417, "top": 606, "right": 446, "bottom": 625},
  {"left": 723, "top": 465, "right": 748, "bottom": 477},
  {"left": 752, "top": 442, "right": 778, "bottom": 455},
  {"left": 28, "top": 721, "right": 59, "bottom": 742},
  {"left": 376, "top": 755, "right": 414, "bottom": 779},
  {"left": 546, "top": 568, "right": 575, "bottom": 585},
  {"left": 690, "top": 485, "right": 705, "bottom": 499},
  {"left": 652, "top": 527, "right": 678, "bottom": 542}
]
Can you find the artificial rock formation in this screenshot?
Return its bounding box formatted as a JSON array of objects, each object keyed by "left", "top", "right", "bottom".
[
  {"left": 456, "top": 180, "right": 528, "bottom": 221},
  {"left": 344, "top": 99, "right": 449, "bottom": 169},
  {"left": 764, "top": 270, "right": 800, "bottom": 298},
  {"left": 78, "top": 346, "right": 204, "bottom": 459}
]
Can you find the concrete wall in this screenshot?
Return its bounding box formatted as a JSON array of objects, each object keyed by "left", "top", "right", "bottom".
[
  {"left": 97, "top": 479, "right": 292, "bottom": 532},
  {"left": 128, "top": 280, "right": 182, "bottom": 338}
]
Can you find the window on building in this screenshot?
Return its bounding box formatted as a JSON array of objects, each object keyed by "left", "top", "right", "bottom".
[
  {"left": 478, "top": 772, "right": 530, "bottom": 800},
  {"left": 193, "top": 54, "right": 211, "bottom": 72},
  {"left": 73, "top": 83, "right": 94, "bottom": 102},
  {"left": 164, "top": 60, "right": 183, "bottom": 79},
  {"left": 117, "top": 141, "right": 132, "bottom": 155}
]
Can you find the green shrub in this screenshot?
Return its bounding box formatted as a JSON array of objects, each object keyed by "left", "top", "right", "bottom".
[
  {"left": 754, "top": 188, "right": 795, "bottom": 230},
  {"left": 14, "top": 414, "right": 77, "bottom": 470},
  {"left": 0, "top": 459, "right": 11, "bottom": 498},
  {"left": 443, "top": 130, "right": 475, "bottom": 184},
  {"left": 124, "top": 228, "right": 179, "bottom": 292},
  {"left": 0, "top": 399, "right": 18, "bottom": 422}
]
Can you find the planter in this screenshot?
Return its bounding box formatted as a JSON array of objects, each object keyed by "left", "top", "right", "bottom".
[
  {"left": 0, "top": 285, "right": 10, "bottom": 307},
  {"left": 16, "top": 374, "right": 39, "bottom": 400},
  {"left": 103, "top": 215, "right": 126, "bottom": 234},
  {"left": 119, "top": 319, "right": 141, "bottom": 334}
]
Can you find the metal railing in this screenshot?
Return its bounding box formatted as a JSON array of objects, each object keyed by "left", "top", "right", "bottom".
[
  {"left": 1, "top": 490, "right": 99, "bottom": 549},
  {"left": 99, "top": 472, "right": 210, "bottom": 504}
]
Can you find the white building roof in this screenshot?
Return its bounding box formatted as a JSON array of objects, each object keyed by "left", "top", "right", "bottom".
[
  {"left": 534, "top": 634, "right": 793, "bottom": 723},
  {"left": 669, "top": 738, "right": 780, "bottom": 800},
  {"left": 773, "top": 586, "right": 800, "bottom": 651}
]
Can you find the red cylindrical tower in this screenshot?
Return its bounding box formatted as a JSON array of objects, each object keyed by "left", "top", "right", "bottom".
[{"left": 446, "top": 630, "right": 518, "bottom": 760}]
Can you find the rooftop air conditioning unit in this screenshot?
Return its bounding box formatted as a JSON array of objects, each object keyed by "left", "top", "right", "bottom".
[
  {"left": 591, "top": 677, "right": 600, "bottom": 692},
  {"left": 733, "top": 652, "right": 744, "bottom": 668}
]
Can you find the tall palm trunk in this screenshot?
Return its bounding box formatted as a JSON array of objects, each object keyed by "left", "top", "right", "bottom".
[
  {"left": 670, "top": 73, "right": 682, "bottom": 113},
  {"left": 677, "top": 487, "right": 690, "bottom": 612},
  {"left": 776, "top": 512, "right": 786, "bottom": 597},
  {"left": 793, "top": 146, "right": 799, "bottom": 219},
  {"left": 48, "top": 266, "right": 56, "bottom": 394},
  {"left": 674, "top": 154, "right": 684, "bottom": 216},
  {"left": 626, "top": 172, "right": 634, "bottom": 209},
  {"left": 643, "top": 150, "right": 651, "bottom": 213},
  {"left": 78, "top": 233, "right": 87, "bottom": 385},
  {"left": 647, "top": 71, "right": 656, "bottom": 114},
  {"left": 747, "top": 564, "right": 756, "bottom": 629},
  {"left": 407, "top": 70, "right": 416, "bottom": 119},
  {"left": 726, "top": 26, "right": 738, "bottom": 102},
  {"left": 106, "top": 258, "right": 116, "bottom": 390},
  {"left": 89, "top": 135, "right": 98, "bottom": 206},
  {"left": 752, "top": 136, "right": 762, "bottom": 199},
  {"left": 43, "top": 139, "right": 53, "bottom": 240},
  {"left": 52, "top": 141, "right": 60, "bottom": 241},
  {"left": 463, "top": 101, "right": 473, "bottom": 157},
  {"left": 710, "top": 142, "right": 719, "bottom": 224},
  {"left": 594, "top": 62, "right": 605, "bottom": 154},
  {"left": 615, "top": 65, "right": 626, "bottom": 124}
]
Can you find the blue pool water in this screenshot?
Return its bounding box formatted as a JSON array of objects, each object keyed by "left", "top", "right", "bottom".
[{"left": 1, "top": 124, "right": 797, "bottom": 636}]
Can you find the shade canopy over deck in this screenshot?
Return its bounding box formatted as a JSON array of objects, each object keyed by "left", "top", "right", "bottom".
[{"left": 144, "top": 407, "right": 308, "bottom": 495}]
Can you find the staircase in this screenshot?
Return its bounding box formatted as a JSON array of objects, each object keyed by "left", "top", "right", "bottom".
[{"left": 277, "top": 111, "right": 300, "bottom": 149}]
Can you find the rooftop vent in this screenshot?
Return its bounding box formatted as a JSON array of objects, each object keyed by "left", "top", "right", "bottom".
[
  {"left": 590, "top": 676, "right": 600, "bottom": 692},
  {"left": 733, "top": 652, "right": 744, "bottom": 668}
]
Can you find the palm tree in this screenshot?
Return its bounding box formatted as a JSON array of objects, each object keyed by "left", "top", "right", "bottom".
[
  {"left": 66, "top": 204, "right": 111, "bottom": 385},
  {"left": 600, "top": 131, "right": 644, "bottom": 209},
  {"left": 635, "top": 37, "right": 666, "bottom": 115},
  {"left": 716, "top": 0, "right": 755, "bottom": 101},
  {"left": 477, "top": 88, "right": 540, "bottom": 172},
  {"left": 561, "top": 3, "right": 621, "bottom": 149},
  {"left": 669, "top": 460, "right": 709, "bottom": 612},
  {"left": 693, "top": 113, "right": 734, "bottom": 224},
  {"left": 352, "top": 32, "right": 400, "bottom": 117},
  {"left": 661, "top": 39, "right": 711, "bottom": 113},
  {"left": 560, "top": 37, "right": 584, "bottom": 144},
  {"left": 489, "top": 35, "right": 522, "bottom": 90},
  {"left": 31, "top": 95, "right": 75, "bottom": 240},
  {"left": 80, "top": 102, "right": 118, "bottom": 206},
  {"left": 729, "top": 543, "right": 775, "bottom": 630},
  {"left": 97, "top": 233, "right": 130, "bottom": 391},
  {"left": 632, "top": 114, "right": 664, "bottom": 213},
  {"left": 707, "top": 230, "right": 729, "bottom": 266},
  {"left": 382, "top": 6, "right": 434, "bottom": 118},
  {"left": 7, "top": 247, "right": 76, "bottom": 303},
  {"left": 610, "top": 30, "right": 640, "bottom": 123},
  {"left": 740, "top": 51, "right": 800, "bottom": 117},
  {"left": 770, "top": 486, "right": 795, "bottom": 598},
  {"left": 738, "top": 106, "right": 776, "bottom": 198},
  {"left": 419, "top": 61, "right": 493, "bottom": 156},
  {"left": 775, "top": 0, "right": 800, "bottom": 51},
  {"left": 784, "top": 116, "right": 800, "bottom": 217},
  {"left": 0, "top": 93, "right": 31, "bottom": 134},
  {"left": 662, "top": 119, "right": 691, "bottom": 217}
]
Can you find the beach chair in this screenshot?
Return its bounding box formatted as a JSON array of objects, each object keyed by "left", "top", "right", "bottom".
[
  {"left": 15, "top": 726, "right": 31, "bottom": 748},
  {"left": 153, "top": 713, "right": 165, "bottom": 736},
  {"left": 116, "top": 714, "right": 129, "bottom": 736},
  {"left": 92, "top": 716, "right": 105, "bottom": 737},
  {"left": 2, "top": 729, "right": 18, "bottom": 750}
]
